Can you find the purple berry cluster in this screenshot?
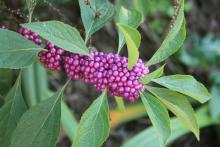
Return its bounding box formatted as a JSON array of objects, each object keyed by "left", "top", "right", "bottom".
[
  {"left": 14, "top": 26, "right": 149, "bottom": 102},
  {"left": 38, "top": 41, "right": 65, "bottom": 71},
  {"left": 64, "top": 51, "right": 149, "bottom": 102},
  {"left": 18, "top": 27, "right": 42, "bottom": 45},
  {"left": 17, "top": 27, "right": 65, "bottom": 71}
]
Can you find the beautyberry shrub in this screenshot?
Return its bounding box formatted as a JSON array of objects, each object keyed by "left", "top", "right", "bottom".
[
  {"left": 17, "top": 26, "right": 150, "bottom": 102},
  {"left": 64, "top": 51, "right": 149, "bottom": 102},
  {"left": 1, "top": 24, "right": 150, "bottom": 102}
]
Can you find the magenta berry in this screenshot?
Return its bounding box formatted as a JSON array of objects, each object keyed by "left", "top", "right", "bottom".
[
  {"left": 64, "top": 51, "right": 149, "bottom": 102},
  {"left": 18, "top": 27, "right": 42, "bottom": 45},
  {"left": 38, "top": 41, "right": 65, "bottom": 71},
  {"left": 38, "top": 42, "right": 149, "bottom": 102}
]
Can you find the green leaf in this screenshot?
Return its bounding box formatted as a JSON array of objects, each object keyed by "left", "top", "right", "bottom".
[
  {"left": 152, "top": 75, "right": 211, "bottom": 103},
  {"left": 0, "top": 69, "right": 13, "bottom": 95},
  {"left": 22, "top": 21, "right": 89, "bottom": 55},
  {"left": 147, "top": 0, "right": 186, "bottom": 66},
  {"left": 133, "top": 0, "right": 151, "bottom": 20},
  {"left": 0, "top": 95, "right": 4, "bottom": 108},
  {"left": 61, "top": 100, "right": 78, "bottom": 140},
  {"left": 117, "top": 6, "right": 142, "bottom": 52},
  {"left": 10, "top": 83, "right": 68, "bottom": 147},
  {"left": 115, "top": 96, "right": 126, "bottom": 112},
  {"left": 22, "top": 65, "right": 38, "bottom": 107},
  {"left": 44, "top": 90, "right": 78, "bottom": 142},
  {"left": 72, "top": 91, "right": 110, "bottom": 147},
  {"left": 209, "top": 85, "right": 220, "bottom": 119},
  {"left": 147, "top": 86, "right": 199, "bottom": 140},
  {"left": 79, "top": 0, "right": 115, "bottom": 42},
  {"left": 139, "top": 65, "right": 165, "bottom": 84},
  {"left": 0, "top": 29, "right": 42, "bottom": 69},
  {"left": 0, "top": 75, "right": 27, "bottom": 147},
  {"left": 117, "top": 23, "right": 141, "bottom": 69},
  {"left": 140, "top": 92, "right": 170, "bottom": 146},
  {"left": 122, "top": 106, "right": 214, "bottom": 147}
]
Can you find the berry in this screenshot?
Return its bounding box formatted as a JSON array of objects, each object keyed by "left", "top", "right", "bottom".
[
  {"left": 38, "top": 41, "right": 65, "bottom": 71},
  {"left": 64, "top": 51, "right": 149, "bottom": 102},
  {"left": 18, "top": 27, "right": 42, "bottom": 45}
]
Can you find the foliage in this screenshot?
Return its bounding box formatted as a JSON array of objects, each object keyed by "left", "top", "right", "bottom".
[
  {"left": 139, "top": 65, "right": 165, "bottom": 84},
  {"left": 10, "top": 82, "right": 68, "bottom": 147},
  {"left": 117, "top": 23, "right": 141, "bottom": 69},
  {"left": 179, "top": 33, "right": 220, "bottom": 119},
  {"left": 147, "top": 0, "right": 186, "bottom": 66},
  {"left": 140, "top": 92, "right": 170, "bottom": 146},
  {"left": 122, "top": 105, "right": 220, "bottom": 147},
  {"left": 0, "top": 29, "right": 42, "bottom": 68},
  {"left": 116, "top": 6, "right": 142, "bottom": 53},
  {"left": 79, "top": 0, "right": 115, "bottom": 42},
  {"left": 22, "top": 21, "right": 90, "bottom": 55},
  {"left": 72, "top": 91, "right": 109, "bottom": 147},
  {"left": 0, "top": 74, "right": 27, "bottom": 147},
  {"left": 0, "top": 0, "right": 212, "bottom": 147},
  {"left": 180, "top": 33, "right": 220, "bottom": 68}
]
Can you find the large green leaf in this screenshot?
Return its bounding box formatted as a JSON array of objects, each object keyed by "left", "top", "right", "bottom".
[
  {"left": 72, "top": 91, "right": 110, "bottom": 147},
  {"left": 79, "top": 0, "right": 115, "bottom": 42},
  {"left": 0, "top": 69, "right": 13, "bottom": 95},
  {"left": 0, "top": 29, "right": 42, "bottom": 69},
  {"left": 117, "top": 6, "right": 142, "bottom": 52},
  {"left": 117, "top": 23, "right": 141, "bottom": 69},
  {"left": 22, "top": 21, "right": 89, "bottom": 55},
  {"left": 147, "top": 86, "right": 199, "bottom": 140},
  {"left": 139, "top": 65, "right": 165, "bottom": 84},
  {"left": 209, "top": 85, "right": 220, "bottom": 119},
  {"left": 61, "top": 100, "right": 78, "bottom": 140},
  {"left": 140, "top": 92, "right": 170, "bottom": 146},
  {"left": 10, "top": 83, "right": 67, "bottom": 147},
  {"left": 44, "top": 90, "right": 78, "bottom": 142},
  {"left": 147, "top": 0, "right": 186, "bottom": 66},
  {"left": 0, "top": 75, "right": 27, "bottom": 147},
  {"left": 122, "top": 106, "right": 215, "bottom": 147},
  {"left": 152, "top": 75, "right": 211, "bottom": 103}
]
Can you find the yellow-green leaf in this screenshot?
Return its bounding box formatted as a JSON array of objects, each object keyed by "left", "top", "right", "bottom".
[
  {"left": 117, "top": 6, "right": 142, "bottom": 53},
  {"left": 139, "top": 65, "right": 165, "bottom": 84},
  {"left": 117, "top": 23, "right": 141, "bottom": 69},
  {"left": 140, "top": 92, "right": 170, "bottom": 146},
  {"left": 152, "top": 75, "right": 211, "bottom": 103},
  {"left": 147, "top": 86, "right": 199, "bottom": 140},
  {"left": 115, "top": 96, "right": 126, "bottom": 112}
]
